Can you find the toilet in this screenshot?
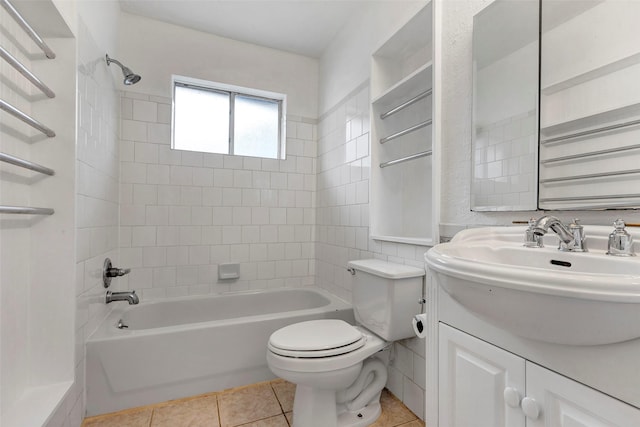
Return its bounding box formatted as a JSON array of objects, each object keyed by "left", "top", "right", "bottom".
[{"left": 266, "top": 259, "right": 425, "bottom": 427}]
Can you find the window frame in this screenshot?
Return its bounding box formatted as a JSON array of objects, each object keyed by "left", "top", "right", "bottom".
[{"left": 171, "top": 75, "right": 287, "bottom": 159}]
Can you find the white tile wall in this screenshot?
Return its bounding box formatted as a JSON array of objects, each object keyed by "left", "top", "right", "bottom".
[
  {"left": 472, "top": 110, "right": 537, "bottom": 210},
  {"left": 45, "top": 20, "right": 121, "bottom": 427},
  {"left": 315, "top": 83, "right": 427, "bottom": 419},
  {"left": 118, "top": 91, "right": 317, "bottom": 298}
]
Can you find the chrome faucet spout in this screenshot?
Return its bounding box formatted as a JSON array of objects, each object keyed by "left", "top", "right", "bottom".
[
  {"left": 532, "top": 215, "right": 574, "bottom": 244},
  {"left": 106, "top": 290, "right": 139, "bottom": 305},
  {"left": 532, "top": 215, "right": 587, "bottom": 252}
]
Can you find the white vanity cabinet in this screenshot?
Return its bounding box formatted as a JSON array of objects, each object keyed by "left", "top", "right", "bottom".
[
  {"left": 439, "top": 324, "right": 525, "bottom": 427},
  {"left": 439, "top": 324, "right": 640, "bottom": 427}
]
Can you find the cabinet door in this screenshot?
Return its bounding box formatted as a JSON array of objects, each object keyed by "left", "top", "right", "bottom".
[
  {"left": 526, "top": 362, "right": 640, "bottom": 427},
  {"left": 439, "top": 324, "right": 526, "bottom": 427}
]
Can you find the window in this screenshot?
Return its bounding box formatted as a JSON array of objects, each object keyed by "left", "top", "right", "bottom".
[{"left": 171, "top": 76, "right": 286, "bottom": 159}]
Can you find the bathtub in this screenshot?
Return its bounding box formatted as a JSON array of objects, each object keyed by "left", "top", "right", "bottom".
[{"left": 86, "top": 287, "right": 354, "bottom": 416}]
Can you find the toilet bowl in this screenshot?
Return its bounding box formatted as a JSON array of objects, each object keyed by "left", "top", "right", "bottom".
[
  {"left": 266, "top": 259, "right": 426, "bottom": 427},
  {"left": 267, "top": 320, "right": 388, "bottom": 427}
]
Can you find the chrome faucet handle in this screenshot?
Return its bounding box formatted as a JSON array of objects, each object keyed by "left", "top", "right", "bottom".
[
  {"left": 524, "top": 218, "right": 544, "bottom": 248},
  {"left": 607, "top": 219, "right": 635, "bottom": 257},
  {"left": 106, "top": 267, "right": 131, "bottom": 277},
  {"left": 103, "top": 257, "right": 131, "bottom": 288},
  {"left": 564, "top": 218, "right": 587, "bottom": 252}
]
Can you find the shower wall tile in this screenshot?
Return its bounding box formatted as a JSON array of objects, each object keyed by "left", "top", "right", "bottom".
[
  {"left": 315, "top": 84, "right": 427, "bottom": 419},
  {"left": 119, "top": 91, "right": 317, "bottom": 298},
  {"left": 51, "top": 19, "right": 123, "bottom": 426}
]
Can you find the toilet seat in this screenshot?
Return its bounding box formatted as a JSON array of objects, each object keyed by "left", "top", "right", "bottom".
[{"left": 268, "top": 319, "right": 365, "bottom": 358}]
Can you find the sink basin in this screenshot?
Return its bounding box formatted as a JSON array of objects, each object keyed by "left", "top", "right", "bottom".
[{"left": 426, "top": 226, "right": 640, "bottom": 346}]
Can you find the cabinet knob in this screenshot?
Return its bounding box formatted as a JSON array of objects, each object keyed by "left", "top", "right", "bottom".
[
  {"left": 503, "top": 387, "right": 521, "bottom": 408},
  {"left": 521, "top": 397, "right": 540, "bottom": 420}
]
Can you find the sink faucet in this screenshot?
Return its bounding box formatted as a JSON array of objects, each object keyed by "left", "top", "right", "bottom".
[
  {"left": 106, "top": 290, "right": 139, "bottom": 305},
  {"left": 532, "top": 215, "right": 587, "bottom": 252}
]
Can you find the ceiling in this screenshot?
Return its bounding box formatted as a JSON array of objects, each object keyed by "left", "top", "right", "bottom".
[{"left": 119, "top": 0, "right": 364, "bottom": 58}]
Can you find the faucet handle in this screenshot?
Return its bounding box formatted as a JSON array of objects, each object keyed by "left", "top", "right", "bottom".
[
  {"left": 561, "top": 218, "right": 587, "bottom": 252},
  {"left": 106, "top": 267, "right": 131, "bottom": 277},
  {"left": 103, "top": 257, "right": 131, "bottom": 288},
  {"left": 607, "top": 219, "right": 635, "bottom": 257},
  {"left": 524, "top": 218, "right": 543, "bottom": 248}
]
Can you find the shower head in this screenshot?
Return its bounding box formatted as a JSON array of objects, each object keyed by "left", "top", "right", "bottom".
[{"left": 105, "top": 54, "right": 141, "bottom": 85}]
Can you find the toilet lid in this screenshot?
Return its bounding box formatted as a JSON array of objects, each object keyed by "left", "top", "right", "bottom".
[{"left": 269, "top": 319, "right": 365, "bottom": 358}]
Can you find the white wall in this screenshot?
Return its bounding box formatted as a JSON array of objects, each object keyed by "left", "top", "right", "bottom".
[
  {"left": 319, "top": 1, "right": 426, "bottom": 115},
  {"left": 118, "top": 12, "right": 318, "bottom": 119}
]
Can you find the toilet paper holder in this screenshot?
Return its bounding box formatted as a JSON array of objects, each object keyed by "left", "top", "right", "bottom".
[{"left": 413, "top": 313, "right": 428, "bottom": 338}]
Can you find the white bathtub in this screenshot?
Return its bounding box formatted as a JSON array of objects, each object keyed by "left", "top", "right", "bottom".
[{"left": 86, "top": 287, "right": 353, "bottom": 416}]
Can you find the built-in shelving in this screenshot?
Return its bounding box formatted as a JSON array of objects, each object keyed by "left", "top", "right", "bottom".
[
  {"left": 372, "top": 62, "right": 433, "bottom": 106},
  {"left": 370, "top": 3, "right": 436, "bottom": 246}
]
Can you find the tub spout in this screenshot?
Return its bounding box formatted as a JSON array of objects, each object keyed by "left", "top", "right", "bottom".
[{"left": 106, "top": 290, "right": 139, "bottom": 305}]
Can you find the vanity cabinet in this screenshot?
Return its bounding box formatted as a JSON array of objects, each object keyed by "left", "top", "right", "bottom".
[{"left": 439, "top": 324, "right": 640, "bottom": 427}]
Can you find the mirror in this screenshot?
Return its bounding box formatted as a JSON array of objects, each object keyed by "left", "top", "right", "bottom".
[
  {"left": 471, "top": 0, "right": 640, "bottom": 212},
  {"left": 470, "top": 0, "right": 539, "bottom": 211},
  {"left": 539, "top": 0, "right": 640, "bottom": 210}
]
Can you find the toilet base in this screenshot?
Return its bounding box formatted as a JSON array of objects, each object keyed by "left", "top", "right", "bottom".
[
  {"left": 336, "top": 399, "right": 382, "bottom": 427},
  {"left": 291, "top": 388, "right": 382, "bottom": 427},
  {"left": 290, "top": 357, "right": 387, "bottom": 427}
]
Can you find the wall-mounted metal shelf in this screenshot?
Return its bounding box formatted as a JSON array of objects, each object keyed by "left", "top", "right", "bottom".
[
  {"left": 380, "top": 120, "right": 432, "bottom": 144},
  {"left": 0, "top": 99, "right": 55, "bottom": 137},
  {"left": 541, "top": 118, "right": 640, "bottom": 145},
  {"left": 0, "top": 46, "right": 55, "bottom": 98},
  {"left": 380, "top": 89, "right": 432, "bottom": 120},
  {"left": 380, "top": 150, "right": 432, "bottom": 168},
  {"left": 0, "top": 205, "right": 54, "bottom": 215},
  {"left": 0, "top": 152, "right": 55, "bottom": 175},
  {"left": 1, "top": 0, "right": 56, "bottom": 59}
]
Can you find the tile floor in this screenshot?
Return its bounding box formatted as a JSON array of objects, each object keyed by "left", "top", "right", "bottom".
[{"left": 82, "top": 379, "right": 425, "bottom": 427}]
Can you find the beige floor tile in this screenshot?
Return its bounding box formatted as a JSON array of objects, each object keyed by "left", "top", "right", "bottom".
[
  {"left": 397, "top": 421, "right": 425, "bottom": 427},
  {"left": 151, "top": 395, "right": 219, "bottom": 427},
  {"left": 82, "top": 407, "right": 153, "bottom": 427},
  {"left": 218, "top": 383, "right": 282, "bottom": 427},
  {"left": 370, "top": 389, "right": 418, "bottom": 427},
  {"left": 271, "top": 380, "right": 296, "bottom": 413},
  {"left": 284, "top": 411, "right": 292, "bottom": 425},
  {"left": 237, "top": 414, "right": 289, "bottom": 427}
]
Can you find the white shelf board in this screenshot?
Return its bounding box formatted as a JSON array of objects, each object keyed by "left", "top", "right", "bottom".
[
  {"left": 371, "top": 234, "right": 434, "bottom": 247},
  {"left": 373, "top": 3, "right": 433, "bottom": 59},
  {"left": 372, "top": 62, "right": 433, "bottom": 107}
]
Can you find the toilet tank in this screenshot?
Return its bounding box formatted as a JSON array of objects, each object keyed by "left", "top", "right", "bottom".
[{"left": 348, "top": 259, "right": 425, "bottom": 341}]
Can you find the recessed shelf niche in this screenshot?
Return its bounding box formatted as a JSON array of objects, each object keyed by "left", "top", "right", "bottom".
[{"left": 370, "top": 3, "right": 435, "bottom": 246}]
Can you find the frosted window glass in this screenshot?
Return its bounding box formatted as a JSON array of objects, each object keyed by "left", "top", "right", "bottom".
[
  {"left": 173, "top": 85, "right": 229, "bottom": 154},
  {"left": 234, "top": 95, "right": 279, "bottom": 159}
]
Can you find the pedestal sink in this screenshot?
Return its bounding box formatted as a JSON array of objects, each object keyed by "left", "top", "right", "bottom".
[{"left": 426, "top": 225, "right": 640, "bottom": 346}]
